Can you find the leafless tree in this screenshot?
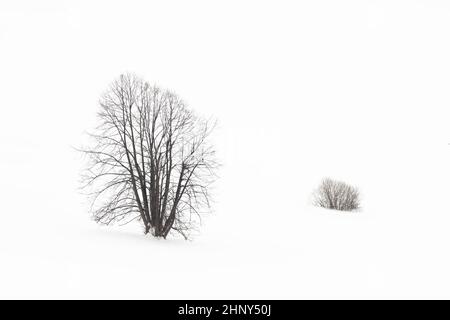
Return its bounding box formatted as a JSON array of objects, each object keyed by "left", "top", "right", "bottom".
[
  {"left": 80, "top": 74, "right": 218, "bottom": 239},
  {"left": 313, "top": 178, "right": 360, "bottom": 212}
]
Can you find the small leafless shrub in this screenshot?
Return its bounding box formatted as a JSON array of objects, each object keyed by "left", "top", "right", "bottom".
[{"left": 313, "top": 178, "right": 360, "bottom": 212}]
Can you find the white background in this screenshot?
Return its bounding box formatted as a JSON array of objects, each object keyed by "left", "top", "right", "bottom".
[{"left": 1, "top": 0, "right": 450, "bottom": 299}]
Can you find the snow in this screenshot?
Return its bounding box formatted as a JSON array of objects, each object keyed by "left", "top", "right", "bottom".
[{"left": 1, "top": 0, "right": 450, "bottom": 299}]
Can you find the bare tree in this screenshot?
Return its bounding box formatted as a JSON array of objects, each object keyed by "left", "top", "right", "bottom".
[
  {"left": 80, "top": 74, "right": 218, "bottom": 239},
  {"left": 313, "top": 178, "right": 360, "bottom": 212}
]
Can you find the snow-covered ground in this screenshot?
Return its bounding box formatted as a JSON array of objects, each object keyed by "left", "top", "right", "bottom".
[{"left": 1, "top": 0, "right": 450, "bottom": 299}]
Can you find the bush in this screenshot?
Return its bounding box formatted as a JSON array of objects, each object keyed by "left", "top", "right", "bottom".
[{"left": 313, "top": 178, "right": 360, "bottom": 211}]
